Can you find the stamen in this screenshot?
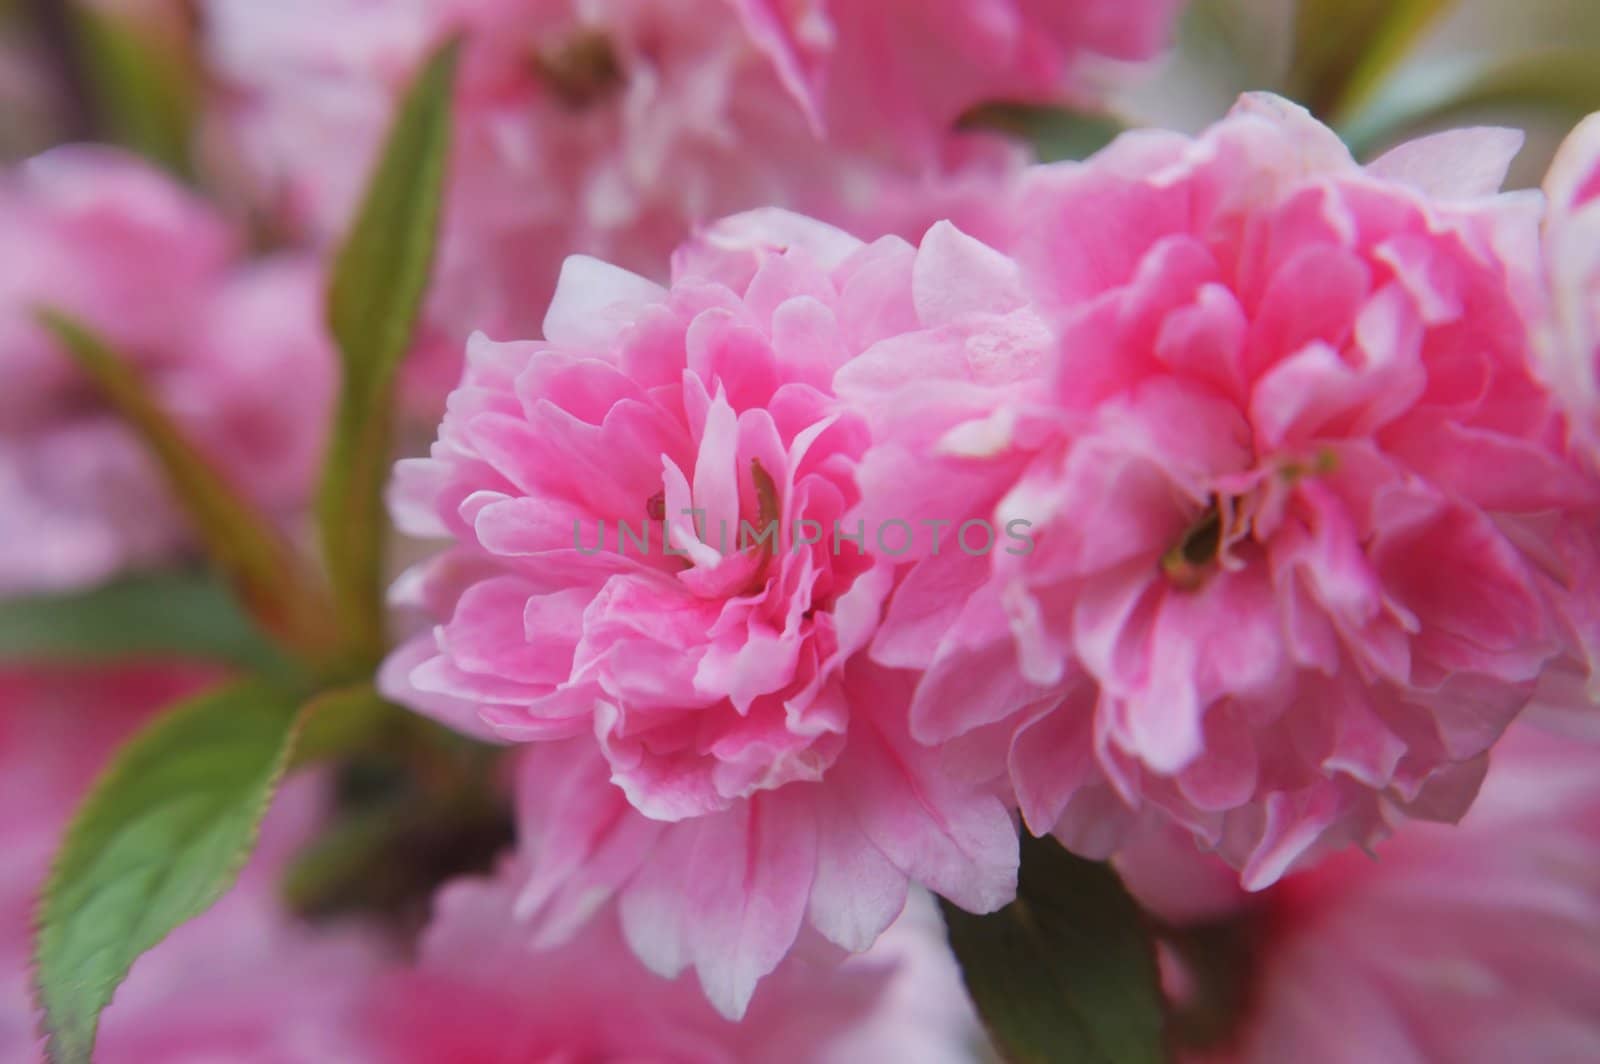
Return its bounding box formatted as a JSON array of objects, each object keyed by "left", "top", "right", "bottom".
[
  {"left": 743, "top": 459, "right": 782, "bottom": 593},
  {"left": 1278, "top": 446, "right": 1339, "bottom": 484},
  {"left": 1162, "top": 499, "right": 1223, "bottom": 590}
]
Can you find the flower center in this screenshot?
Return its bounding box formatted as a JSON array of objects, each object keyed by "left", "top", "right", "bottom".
[
  {"left": 1158, "top": 449, "right": 1340, "bottom": 590},
  {"left": 742, "top": 459, "right": 783, "bottom": 592},
  {"left": 1162, "top": 499, "right": 1225, "bottom": 590},
  {"left": 531, "top": 30, "right": 625, "bottom": 109}
]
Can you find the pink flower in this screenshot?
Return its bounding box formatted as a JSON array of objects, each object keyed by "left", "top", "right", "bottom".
[
  {"left": 1535, "top": 114, "right": 1600, "bottom": 768},
  {"left": 1543, "top": 112, "right": 1600, "bottom": 468},
  {"left": 840, "top": 93, "right": 1594, "bottom": 888},
  {"left": 0, "top": 667, "right": 383, "bottom": 1063},
  {"left": 360, "top": 856, "right": 978, "bottom": 1063},
  {"left": 0, "top": 147, "right": 335, "bottom": 595},
  {"left": 382, "top": 209, "right": 1023, "bottom": 1015},
  {"left": 739, "top": 0, "right": 1182, "bottom": 156},
  {"left": 1152, "top": 715, "right": 1600, "bottom": 1064},
  {"left": 200, "top": 0, "right": 1074, "bottom": 402}
]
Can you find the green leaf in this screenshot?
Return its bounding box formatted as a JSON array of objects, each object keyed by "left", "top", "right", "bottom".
[
  {"left": 320, "top": 36, "right": 461, "bottom": 664},
  {"left": 35, "top": 311, "right": 338, "bottom": 665},
  {"left": 34, "top": 679, "right": 310, "bottom": 1064},
  {"left": 291, "top": 682, "right": 402, "bottom": 765},
  {"left": 70, "top": 4, "right": 198, "bottom": 174},
  {"left": 1342, "top": 47, "right": 1600, "bottom": 157},
  {"left": 1291, "top": 0, "right": 1456, "bottom": 122},
  {"left": 0, "top": 571, "right": 290, "bottom": 676},
  {"left": 940, "top": 834, "right": 1168, "bottom": 1064}
]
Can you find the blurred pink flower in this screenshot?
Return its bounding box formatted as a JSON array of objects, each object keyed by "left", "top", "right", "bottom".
[
  {"left": 361, "top": 852, "right": 978, "bottom": 1063},
  {"left": 1154, "top": 715, "right": 1600, "bottom": 1064},
  {"left": 0, "top": 147, "right": 335, "bottom": 595},
  {"left": 738, "top": 0, "right": 1182, "bottom": 155},
  {"left": 1538, "top": 113, "right": 1600, "bottom": 696},
  {"left": 0, "top": 667, "right": 383, "bottom": 1063},
  {"left": 382, "top": 209, "right": 1025, "bottom": 1015},
  {"left": 199, "top": 0, "right": 1159, "bottom": 402},
  {"left": 840, "top": 93, "right": 1595, "bottom": 888},
  {"left": 1543, "top": 112, "right": 1600, "bottom": 467}
]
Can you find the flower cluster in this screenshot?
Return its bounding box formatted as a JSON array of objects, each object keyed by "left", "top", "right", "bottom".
[
  {"left": 384, "top": 92, "right": 1600, "bottom": 1017},
  {"left": 11, "top": 1, "right": 1600, "bottom": 1059}
]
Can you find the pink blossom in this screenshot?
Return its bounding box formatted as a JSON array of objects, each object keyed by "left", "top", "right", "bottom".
[
  {"left": 382, "top": 209, "right": 1023, "bottom": 1015},
  {"left": 199, "top": 0, "right": 1094, "bottom": 402},
  {"left": 840, "top": 93, "right": 1595, "bottom": 888},
  {"left": 0, "top": 667, "right": 383, "bottom": 1063},
  {"left": 1542, "top": 112, "right": 1600, "bottom": 468},
  {"left": 1150, "top": 715, "right": 1600, "bottom": 1064},
  {"left": 738, "top": 0, "right": 1182, "bottom": 156},
  {"left": 1535, "top": 114, "right": 1600, "bottom": 765},
  {"left": 0, "top": 147, "right": 334, "bottom": 594},
  {"left": 360, "top": 854, "right": 978, "bottom": 1063}
]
